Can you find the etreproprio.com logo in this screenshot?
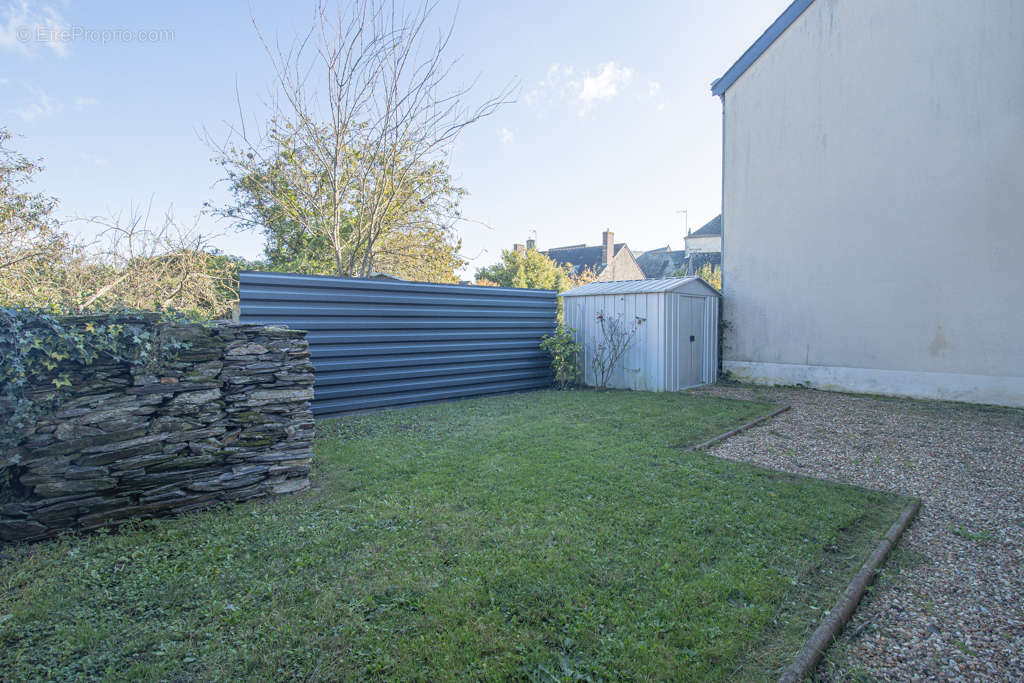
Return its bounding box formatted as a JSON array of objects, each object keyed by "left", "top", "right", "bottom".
[{"left": 16, "top": 25, "right": 175, "bottom": 45}]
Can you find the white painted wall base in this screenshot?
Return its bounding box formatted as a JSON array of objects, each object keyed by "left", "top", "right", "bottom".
[{"left": 723, "top": 361, "right": 1024, "bottom": 408}]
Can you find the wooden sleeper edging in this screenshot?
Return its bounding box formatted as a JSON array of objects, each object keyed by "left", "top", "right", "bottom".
[
  {"left": 777, "top": 498, "right": 922, "bottom": 682},
  {"left": 690, "top": 405, "right": 792, "bottom": 451},
  {"left": 687, "top": 402, "right": 921, "bottom": 681}
]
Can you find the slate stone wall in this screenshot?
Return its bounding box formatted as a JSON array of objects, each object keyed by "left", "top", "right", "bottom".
[{"left": 0, "top": 322, "right": 314, "bottom": 542}]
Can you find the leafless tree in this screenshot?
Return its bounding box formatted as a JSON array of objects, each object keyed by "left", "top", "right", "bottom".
[
  {"left": 590, "top": 312, "right": 645, "bottom": 390},
  {"left": 209, "top": 0, "right": 512, "bottom": 277},
  {"left": 70, "top": 204, "right": 241, "bottom": 316}
]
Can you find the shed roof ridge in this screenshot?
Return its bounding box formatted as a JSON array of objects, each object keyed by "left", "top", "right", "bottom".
[{"left": 560, "top": 276, "right": 720, "bottom": 297}]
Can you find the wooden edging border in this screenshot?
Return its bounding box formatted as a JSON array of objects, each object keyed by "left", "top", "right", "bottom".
[
  {"left": 690, "top": 405, "right": 791, "bottom": 451},
  {"left": 690, "top": 401, "right": 921, "bottom": 681},
  {"left": 777, "top": 498, "right": 922, "bottom": 683}
]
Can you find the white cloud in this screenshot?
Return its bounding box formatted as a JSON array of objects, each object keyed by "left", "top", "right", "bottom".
[
  {"left": 540, "top": 63, "right": 574, "bottom": 89},
  {"left": 524, "top": 63, "right": 575, "bottom": 106},
  {"left": 578, "top": 62, "right": 633, "bottom": 112},
  {"left": 10, "top": 89, "right": 96, "bottom": 122},
  {"left": 0, "top": 1, "right": 70, "bottom": 57},
  {"left": 648, "top": 80, "right": 661, "bottom": 97},
  {"left": 79, "top": 152, "right": 107, "bottom": 167},
  {"left": 73, "top": 95, "right": 97, "bottom": 111},
  {"left": 527, "top": 61, "right": 637, "bottom": 115},
  {"left": 497, "top": 127, "right": 514, "bottom": 145},
  {"left": 14, "top": 86, "right": 59, "bottom": 121}
]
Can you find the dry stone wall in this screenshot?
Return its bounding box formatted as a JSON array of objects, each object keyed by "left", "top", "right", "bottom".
[{"left": 0, "top": 322, "right": 314, "bottom": 542}]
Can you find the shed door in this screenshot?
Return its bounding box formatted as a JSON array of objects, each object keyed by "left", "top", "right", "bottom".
[{"left": 679, "top": 296, "right": 704, "bottom": 388}]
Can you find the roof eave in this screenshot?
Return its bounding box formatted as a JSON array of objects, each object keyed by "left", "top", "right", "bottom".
[{"left": 710, "top": 0, "right": 815, "bottom": 97}]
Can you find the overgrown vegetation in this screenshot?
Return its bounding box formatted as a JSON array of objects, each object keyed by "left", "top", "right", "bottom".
[
  {"left": 0, "top": 129, "right": 246, "bottom": 318},
  {"left": 673, "top": 261, "right": 722, "bottom": 290},
  {"left": 211, "top": 124, "right": 467, "bottom": 283},
  {"left": 474, "top": 246, "right": 577, "bottom": 292},
  {"left": 0, "top": 391, "right": 909, "bottom": 681},
  {"left": 0, "top": 129, "right": 66, "bottom": 281},
  {"left": 5, "top": 0, "right": 501, "bottom": 316},
  {"left": 539, "top": 324, "right": 582, "bottom": 388},
  {"left": 695, "top": 262, "right": 722, "bottom": 290}
]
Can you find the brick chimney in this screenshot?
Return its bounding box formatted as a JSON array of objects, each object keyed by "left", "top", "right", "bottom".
[
  {"left": 514, "top": 243, "right": 525, "bottom": 256},
  {"left": 602, "top": 230, "right": 614, "bottom": 265}
]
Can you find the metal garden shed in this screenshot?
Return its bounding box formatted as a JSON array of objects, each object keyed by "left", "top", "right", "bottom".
[{"left": 560, "top": 277, "right": 720, "bottom": 392}]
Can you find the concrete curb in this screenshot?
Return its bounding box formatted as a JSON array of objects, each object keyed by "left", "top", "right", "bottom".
[
  {"left": 690, "top": 405, "right": 791, "bottom": 451},
  {"left": 777, "top": 498, "right": 922, "bottom": 683}
]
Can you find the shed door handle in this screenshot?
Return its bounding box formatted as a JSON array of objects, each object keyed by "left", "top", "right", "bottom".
[{"left": 689, "top": 335, "right": 695, "bottom": 342}]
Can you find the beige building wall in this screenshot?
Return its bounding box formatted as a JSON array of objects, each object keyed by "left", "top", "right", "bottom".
[
  {"left": 684, "top": 234, "right": 721, "bottom": 254},
  {"left": 721, "top": 0, "right": 1024, "bottom": 406},
  {"left": 596, "top": 248, "right": 645, "bottom": 282}
]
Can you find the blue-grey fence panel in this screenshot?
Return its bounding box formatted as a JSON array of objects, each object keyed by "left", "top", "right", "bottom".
[{"left": 238, "top": 272, "right": 557, "bottom": 416}]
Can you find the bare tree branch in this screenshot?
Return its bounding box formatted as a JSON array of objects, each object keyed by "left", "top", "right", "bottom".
[{"left": 207, "top": 0, "right": 513, "bottom": 279}]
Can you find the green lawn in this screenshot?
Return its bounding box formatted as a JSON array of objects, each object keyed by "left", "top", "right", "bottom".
[{"left": 0, "top": 390, "right": 909, "bottom": 681}]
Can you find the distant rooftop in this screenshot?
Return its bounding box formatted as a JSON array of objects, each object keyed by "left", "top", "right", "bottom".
[
  {"left": 544, "top": 243, "right": 627, "bottom": 274},
  {"left": 689, "top": 215, "right": 722, "bottom": 237},
  {"left": 635, "top": 247, "right": 687, "bottom": 279}
]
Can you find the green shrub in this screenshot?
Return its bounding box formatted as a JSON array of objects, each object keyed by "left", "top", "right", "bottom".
[{"left": 540, "top": 324, "right": 582, "bottom": 388}]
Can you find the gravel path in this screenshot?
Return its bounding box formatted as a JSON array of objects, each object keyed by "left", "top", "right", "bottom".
[{"left": 692, "top": 384, "right": 1024, "bottom": 682}]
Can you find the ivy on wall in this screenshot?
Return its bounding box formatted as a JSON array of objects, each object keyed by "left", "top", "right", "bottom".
[{"left": 0, "top": 308, "right": 188, "bottom": 457}]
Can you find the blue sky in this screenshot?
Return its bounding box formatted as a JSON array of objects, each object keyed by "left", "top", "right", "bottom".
[{"left": 1, "top": 0, "right": 791, "bottom": 275}]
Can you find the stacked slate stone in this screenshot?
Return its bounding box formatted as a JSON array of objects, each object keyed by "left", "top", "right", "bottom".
[{"left": 0, "top": 322, "right": 315, "bottom": 542}]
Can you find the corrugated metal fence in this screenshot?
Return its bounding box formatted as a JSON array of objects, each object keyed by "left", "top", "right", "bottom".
[{"left": 238, "top": 272, "right": 557, "bottom": 416}]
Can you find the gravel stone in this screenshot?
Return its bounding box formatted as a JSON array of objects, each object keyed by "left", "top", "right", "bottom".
[{"left": 693, "top": 383, "right": 1024, "bottom": 682}]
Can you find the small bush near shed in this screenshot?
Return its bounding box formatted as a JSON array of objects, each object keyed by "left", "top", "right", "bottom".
[{"left": 540, "top": 324, "right": 582, "bottom": 388}]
